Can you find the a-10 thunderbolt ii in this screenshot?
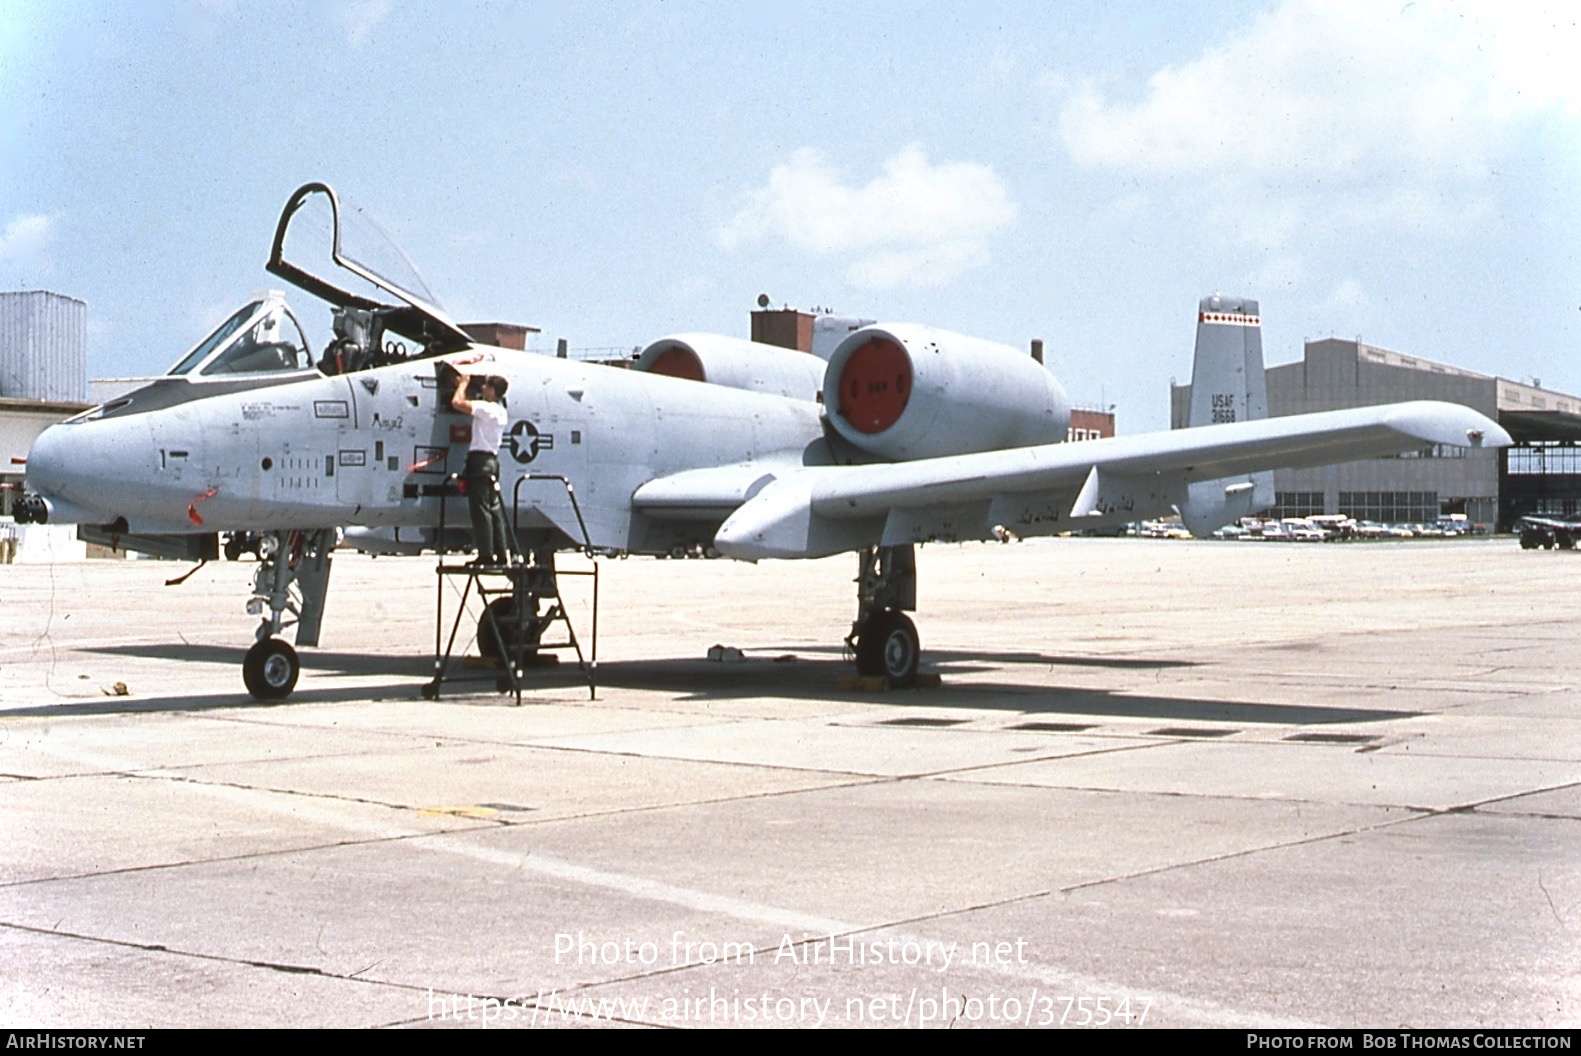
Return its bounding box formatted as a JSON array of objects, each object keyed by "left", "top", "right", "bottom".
[{"left": 16, "top": 182, "right": 1511, "bottom": 700}]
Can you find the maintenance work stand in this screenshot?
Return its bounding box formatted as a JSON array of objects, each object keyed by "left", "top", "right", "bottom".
[{"left": 421, "top": 474, "right": 598, "bottom": 704}]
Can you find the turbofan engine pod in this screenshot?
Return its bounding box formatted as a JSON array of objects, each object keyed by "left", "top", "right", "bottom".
[
  {"left": 635, "top": 333, "right": 824, "bottom": 401},
  {"left": 824, "top": 323, "right": 1071, "bottom": 461}
]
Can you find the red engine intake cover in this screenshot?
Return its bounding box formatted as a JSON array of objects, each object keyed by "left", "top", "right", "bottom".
[
  {"left": 647, "top": 346, "right": 705, "bottom": 381},
  {"left": 837, "top": 337, "right": 911, "bottom": 434}
]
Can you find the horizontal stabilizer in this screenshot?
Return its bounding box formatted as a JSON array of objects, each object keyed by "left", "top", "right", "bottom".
[{"left": 1178, "top": 477, "right": 1273, "bottom": 538}]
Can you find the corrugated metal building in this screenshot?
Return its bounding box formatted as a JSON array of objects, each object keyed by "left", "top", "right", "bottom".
[
  {"left": 1, "top": 290, "right": 91, "bottom": 559},
  {"left": 0, "top": 290, "right": 87, "bottom": 403}
]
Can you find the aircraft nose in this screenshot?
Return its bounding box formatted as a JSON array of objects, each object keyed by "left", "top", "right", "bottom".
[
  {"left": 24, "top": 414, "right": 166, "bottom": 526},
  {"left": 24, "top": 421, "right": 72, "bottom": 499}
]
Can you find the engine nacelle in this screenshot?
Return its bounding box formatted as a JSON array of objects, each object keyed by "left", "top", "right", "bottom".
[
  {"left": 823, "top": 324, "right": 1070, "bottom": 461},
  {"left": 635, "top": 333, "right": 824, "bottom": 401}
]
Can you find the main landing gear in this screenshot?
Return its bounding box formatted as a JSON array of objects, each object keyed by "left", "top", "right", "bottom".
[
  {"left": 242, "top": 528, "right": 335, "bottom": 701},
  {"left": 848, "top": 544, "right": 921, "bottom": 687}
]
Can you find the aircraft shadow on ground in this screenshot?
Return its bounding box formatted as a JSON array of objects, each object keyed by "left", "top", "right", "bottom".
[
  {"left": 562, "top": 657, "right": 1417, "bottom": 726},
  {"left": 37, "top": 641, "right": 1414, "bottom": 727},
  {"left": 83, "top": 642, "right": 431, "bottom": 678},
  {"left": 0, "top": 643, "right": 434, "bottom": 719},
  {"left": 780, "top": 644, "right": 1199, "bottom": 671}
]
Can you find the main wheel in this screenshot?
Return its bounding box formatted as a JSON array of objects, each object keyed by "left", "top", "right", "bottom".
[
  {"left": 856, "top": 609, "right": 920, "bottom": 687},
  {"left": 477, "top": 596, "right": 542, "bottom": 660},
  {"left": 243, "top": 637, "right": 299, "bottom": 700}
]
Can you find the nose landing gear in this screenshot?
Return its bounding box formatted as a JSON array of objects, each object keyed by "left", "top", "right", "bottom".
[{"left": 241, "top": 528, "right": 335, "bottom": 701}]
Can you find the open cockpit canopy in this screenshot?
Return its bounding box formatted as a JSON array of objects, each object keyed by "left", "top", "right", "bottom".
[{"left": 267, "top": 182, "right": 472, "bottom": 354}]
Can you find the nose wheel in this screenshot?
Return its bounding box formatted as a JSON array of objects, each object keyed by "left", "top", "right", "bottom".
[{"left": 243, "top": 637, "right": 300, "bottom": 700}]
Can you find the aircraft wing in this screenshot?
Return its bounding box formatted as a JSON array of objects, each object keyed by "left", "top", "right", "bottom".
[
  {"left": 710, "top": 400, "right": 1509, "bottom": 559},
  {"left": 1519, "top": 515, "right": 1581, "bottom": 531}
]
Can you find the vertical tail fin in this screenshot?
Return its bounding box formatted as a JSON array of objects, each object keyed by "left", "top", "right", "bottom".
[
  {"left": 1177, "top": 295, "right": 1275, "bottom": 536},
  {"left": 1187, "top": 295, "right": 1267, "bottom": 427}
]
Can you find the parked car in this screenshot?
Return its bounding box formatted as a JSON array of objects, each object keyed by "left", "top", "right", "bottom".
[
  {"left": 1308, "top": 515, "right": 1357, "bottom": 539},
  {"left": 1282, "top": 519, "right": 1326, "bottom": 542}
]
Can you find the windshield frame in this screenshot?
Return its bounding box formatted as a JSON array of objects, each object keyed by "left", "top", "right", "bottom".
[{"left": 164, "top": 295, "right": 319, "bottom": 381}]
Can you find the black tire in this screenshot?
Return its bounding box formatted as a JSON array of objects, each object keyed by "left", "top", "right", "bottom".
[
  {"left": 855, "top": 609, "right": 920, "bottom": 687},
  {"left": 477, "top": 596, "right": 541, "bottom": 660},
  {"left": 223, "top": 536, "right": 244, "bottom": 561},
  {"left": 243, "top": 638, "right": 299, "bottom": 700}
]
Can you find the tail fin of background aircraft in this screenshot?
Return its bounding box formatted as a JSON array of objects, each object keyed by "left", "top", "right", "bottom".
[{"left": 1177, "top": 294, "right": 1275, "bottom": 536}]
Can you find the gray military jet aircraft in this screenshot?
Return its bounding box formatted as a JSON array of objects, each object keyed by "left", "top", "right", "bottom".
[
  {"left": 17, "top": 182, "right": 1511, "bottom": 700},
  {"left": 1518, "top": 514, "right": 1581, "bottom": 550}
]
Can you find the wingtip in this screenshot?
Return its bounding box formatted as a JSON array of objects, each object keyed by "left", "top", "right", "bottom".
[{"left": 1384, "top": 401, "right": 1512, "bottom": 450}]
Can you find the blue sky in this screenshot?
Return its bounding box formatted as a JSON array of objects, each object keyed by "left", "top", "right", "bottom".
[{"left": 2, "top": 0, "right": 1577, "bottom": 430}]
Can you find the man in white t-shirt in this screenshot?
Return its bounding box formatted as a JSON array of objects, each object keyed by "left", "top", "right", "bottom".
[{"left": 450, "top": 371, "right": 513, "bottom": 565}]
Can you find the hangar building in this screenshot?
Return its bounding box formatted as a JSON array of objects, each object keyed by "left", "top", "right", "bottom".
[{"left": 1171, "top": 337, "right": 1581, "bottom": 530}]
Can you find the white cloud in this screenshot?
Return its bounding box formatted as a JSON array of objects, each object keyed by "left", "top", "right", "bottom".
[
  {"left": 718, "top": 145, "right": 1016, "bottom": 289},
  {"left": 0, "top": 214, "right": 53, "bottom": 264},
  {"left": 1103, "top": 190, "right": 1151, "bottom": 226},
  {"left": 335, "top": 0, "right": 392, "bottom": 49},
  {"left": 1055, "top": 0, "right": 1581, "bottom": 246},
  {"left": 1245, "top": 254, "right": 1307, "bottom": 292},
  {"left": 1314, "top": 277, "right": 1369, "bottom": 320},
  {"left": 665, "top": 275, "right": 714, "bottom": 300}
]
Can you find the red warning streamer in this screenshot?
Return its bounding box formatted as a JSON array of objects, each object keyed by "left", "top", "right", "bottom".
[{"left": 187, "top": 487, "right": 218, "bottom": 527}]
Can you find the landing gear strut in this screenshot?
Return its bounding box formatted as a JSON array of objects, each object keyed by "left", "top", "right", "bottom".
[
  {"left": 848, "top": 544, "right": 920, "bottom": 686},
  {"left": 242, "top": 528, "right": 334, "bottom": 701}
]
